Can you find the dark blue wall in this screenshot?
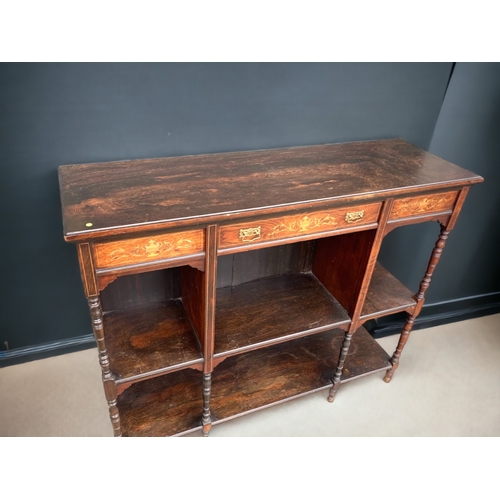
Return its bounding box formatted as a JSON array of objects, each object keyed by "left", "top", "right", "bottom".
[{"left": 377, "top": 63, "right": 500, "bottom": 305}]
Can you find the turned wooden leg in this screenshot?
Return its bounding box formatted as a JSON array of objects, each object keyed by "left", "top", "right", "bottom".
[
  {"left": 103, "top": 379, "right": 121, "bottom": 436},
  {"left": 328, "top": 330, "right": 354, "bottom": 402},
  {"left": 384, "top": 314, "right": 415, "bottom": 383},
  {"left": 88, "top": 296, "right": 122, "bottom": 436},
  {"left": 384, "top": 225, "right": 450, "bottom": 383},
  {"left": 202, "top": 373, "right": 212, "bottom": 437}
]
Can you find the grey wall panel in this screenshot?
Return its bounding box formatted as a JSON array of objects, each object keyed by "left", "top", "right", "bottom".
[
  {"left": 379, "top": 63, "right": 500, "bottom": 304},
  {"left": 428, "top": 63, "right": 500, "bottom": 299}
]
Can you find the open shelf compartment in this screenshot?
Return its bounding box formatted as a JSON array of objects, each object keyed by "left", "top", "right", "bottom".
[
  {"left": 104, "top": 299, "right": 203, "bottom": 383},
  {"left": 100, "top": 266, "right": 204, "bottom": 384},
  {"left": 118, "top": 367, "right": 204, "bottom": 437},
  {"left": 210, "top": 326, "right": 391, "bottom": 424},
  {"left": 111, "top": 236, "right": 412, "bottom": 436},
  {"left": 214, "top": 272, "right": 350, "bottom": 358},
  {"left": 116, "top": 326, "right": 391, "bottom": 436},
  {"left": 360, "top": 262, "right": 417, "bottom": 321}
]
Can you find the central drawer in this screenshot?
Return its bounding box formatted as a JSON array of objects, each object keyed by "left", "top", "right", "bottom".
[{"left": 218, "top": 202, "right": 381, "bottom": 253}]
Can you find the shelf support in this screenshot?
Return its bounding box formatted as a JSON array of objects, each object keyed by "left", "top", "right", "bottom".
[
  {"left": 384, "top": 223, "right": 450, "bottom": 383},
  {"left": 202, "top": 224, "right": 218, "bottom": 436},
  {"left": 328, "top": 330, "right": 354, "bottom": 402},
  {"left": 202, "top": 373, "right": 212, "bottom": 436},
  {"left": 78, "top": 242, "right": 121, "bottom": 436},
  {"left": 328, "top": 198, "right": 394, "bottom": 402},
  {"left": 384, "top": 187, "right": 469, "bottom": 383},
  {"left": 88, "top": 295, "right": 121, "bottom": 436}
]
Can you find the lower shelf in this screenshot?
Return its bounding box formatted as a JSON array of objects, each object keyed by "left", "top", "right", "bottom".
[
  {"left": 210, "top": 326, "right": 391, "bottom": 424},
  {"left": 117, "top": 327, "right": 391, "bottom": 436},
  {"left": 118, "top": 367, "right": 204, "bottom": 437}
]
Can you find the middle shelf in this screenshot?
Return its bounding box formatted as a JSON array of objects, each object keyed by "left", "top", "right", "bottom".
[
  {"left": 361, "top": 262, "right": 417, "bottom": 321},
  {"left": 104, "top": 299, "right": 203, "bottom": 383},
  {"left": 214, "top": 272, "right": 350, "bottom": 358}
]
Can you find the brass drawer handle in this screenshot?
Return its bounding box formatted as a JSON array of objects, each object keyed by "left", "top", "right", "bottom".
[
  {"left": 345, "top": 210, "right": 365, "bottom": 223},
  {"left": 239, "top": 226, "right": 261, "bottom": 242}
]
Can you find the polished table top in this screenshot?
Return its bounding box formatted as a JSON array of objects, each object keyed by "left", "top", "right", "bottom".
[{"left": 58, "top": 139, "right": 483, "bottom": 241}]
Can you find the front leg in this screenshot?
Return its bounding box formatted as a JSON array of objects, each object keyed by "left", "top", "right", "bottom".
[
  {"left": 202, "top": 372, "right": 212, "bottom": 436},
  {"left": 328, "top": 329, "right": 354, "bottom": 402},
  {"left": 384, "top": 224, "right": 449, "bottom": 383},
  {"left": 383, "top": 314, "right": 415, "bottom": 383},
  {"left": 88, "top": 295, "right": 121, "bottom": 436}
]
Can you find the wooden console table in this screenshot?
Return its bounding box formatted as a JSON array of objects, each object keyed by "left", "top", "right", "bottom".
[{"left": 58, "top": 139, "right": 483, "bottom": 436}]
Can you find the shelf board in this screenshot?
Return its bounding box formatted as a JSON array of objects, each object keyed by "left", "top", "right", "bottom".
[
  {"left": 214, "top": 273, "right": 350, "bottom": 357},
  {"left": 104, "top": 299, "right": 203, "bottom": 383},
  {"left": 360, "top": 263, "right": 416, "bottom": 321},
  {"left": 117, "top": 326, "right": 390, "bottom": 436},
  {"left": 118, "top": 367, "right": 203, "bottom": 437},
  {"left": 210, "top": 326, "right": 391, "bottom": 424}
]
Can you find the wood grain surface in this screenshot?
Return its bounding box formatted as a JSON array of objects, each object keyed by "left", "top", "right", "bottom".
[
  {"left": 118, "top": 368, "right": 204, "bottom": 437},
  {"left": 100, "top": 268, "right": 180, "bottom": 311},
  {"left": 59, "top": 139, "right": 483, "bottom": 241},
  {"left": 360, "top": 263, "right": 417, "bottom": 321},
  {"left": 313, "top": 230, "right": 376, "bottom": 317},
  {"left": 214, "top": 273, "right": 350, "bottom": 357},
  {"left": 117, "top": 326, "right": 390, "bottom": 436},
  {"left": 103, "top": 299, "right": 202, "bottom": 382},
  {"left": 228, "top": 241, "right": 313, "bottom": 287},
  {"left": 210, "top": 327, "right": 391, "bottom": 423}
]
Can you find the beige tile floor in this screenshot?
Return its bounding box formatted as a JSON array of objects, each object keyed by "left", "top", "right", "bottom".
[{"left": 1, "top": 313, "right": 499, "bottom": 437}]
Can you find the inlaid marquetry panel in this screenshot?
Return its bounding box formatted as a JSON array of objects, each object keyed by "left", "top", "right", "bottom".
[
  {"left": 389, "top": 191, "right": 458, "bottom": 221},
  {"left": 219, "top": 203, "right": 381, "bottom": 252},
  {"left": 93, "top": 230, "right": 205, "bottom": 270}
]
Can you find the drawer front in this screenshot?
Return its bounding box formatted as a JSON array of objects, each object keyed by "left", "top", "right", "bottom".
[
  {"left": 219, "top": 203, "right": 381, "bottom": 251},
  {"left": 390, "top": 191, "right": 458, "bottom": 221},
  {"left": 93, "top": 229, "right": 205, "bottom": 269}
]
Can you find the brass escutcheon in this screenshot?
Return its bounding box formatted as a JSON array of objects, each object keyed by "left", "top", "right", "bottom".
[
  {"left": 239, "top": 226, "right": 261, "bottom": 242},
  {"left": 345, "top": 210, "right": 365, "bottom": 223}
]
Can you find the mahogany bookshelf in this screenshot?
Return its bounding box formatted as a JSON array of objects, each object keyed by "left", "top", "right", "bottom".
[{"left": 58, "top": 139, "right": 483, "bottom": 436}]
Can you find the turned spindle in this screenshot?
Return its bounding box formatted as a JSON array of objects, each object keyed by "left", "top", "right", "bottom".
[
  {"left": 384, "top": 225, "right": 449, "bottom": 383},
  {"left": 328, "top": 330, "right": 354, "bottom": 402},
  {"left": 202, "top": 373, "right": 212, "bottom": 437},
  {"left": 88, "top": 295, "right": 122, "bottom": 436}
]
